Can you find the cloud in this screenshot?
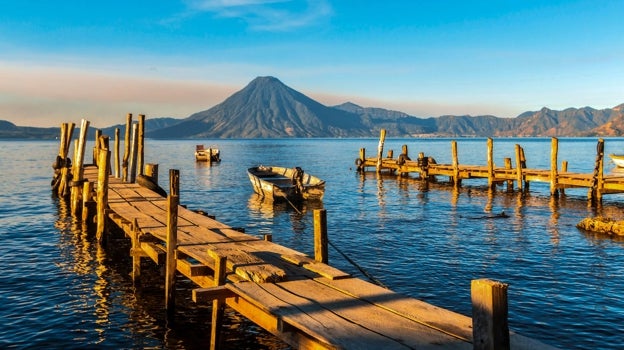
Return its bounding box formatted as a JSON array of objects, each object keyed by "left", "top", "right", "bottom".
[{"left": 184, "top": 0, "right": 332, "bottom": 31}]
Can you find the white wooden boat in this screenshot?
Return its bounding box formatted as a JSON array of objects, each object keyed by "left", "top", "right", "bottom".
[
  {"left": 247, "top": 166, "right": 325, "bottom": 202},
  {"left": 195, "top": 145, "right": 220, "bottom": 162},
  {"left": 609, "top": 154, "right": 624, "bottom": 167}
]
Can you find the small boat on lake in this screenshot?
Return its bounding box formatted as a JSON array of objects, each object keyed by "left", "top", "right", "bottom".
[
  {"left": 247, "top": 166, "right": 325, "bottom": 202},
  {"left": 609, "top": 154, "right": 624, "bottom": 167},
  {"left": 195, "top": 145, "right": 220, "bottom": 162}
]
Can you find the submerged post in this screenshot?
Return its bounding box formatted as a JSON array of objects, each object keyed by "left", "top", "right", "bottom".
[
  {"left": 471, "top": 279, "right": 510, "bottom": 350},
  {"left": 376, "top": 129, "right": 386, "bottom": 173},
  {"left": 550, "top": 137, "right": 559, "bottom": 196},
  {"left": 165, "top": 169, "right": 180, "bottom": 320},
  {"left": 314, "top": 209, "right": 328, "bottom": 264}
]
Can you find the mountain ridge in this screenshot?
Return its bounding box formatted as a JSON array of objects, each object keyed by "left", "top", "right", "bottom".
[{"left": 2, "top": 76, "right": 623, "bottom": 138}]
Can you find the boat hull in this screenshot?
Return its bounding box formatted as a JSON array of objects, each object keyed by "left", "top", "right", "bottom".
[
  {"left": 195, "top": 145, "right": 220, "bottom": 162},
  {"left": 247, "top": 166, "right": 325, "bottom": 202}
]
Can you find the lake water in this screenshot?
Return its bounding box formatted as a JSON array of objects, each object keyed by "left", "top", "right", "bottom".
[{"left": 2, "top": 137, "right": 624, "bottom": 349}]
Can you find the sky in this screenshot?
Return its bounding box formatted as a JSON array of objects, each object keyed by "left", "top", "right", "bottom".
[{"left": 1, "top": 0, "right": 623, "bottom": 127}]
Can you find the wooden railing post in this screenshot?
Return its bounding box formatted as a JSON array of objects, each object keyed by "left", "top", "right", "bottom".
[
  {"left": 314, "top": 209, "right": 328, "bottom": 264},
  {"left": 165, "top": 169, "right": 180, "bottom": 321},
  {"left": 471, "top": 279, "right": 510, "bottom": 350}
]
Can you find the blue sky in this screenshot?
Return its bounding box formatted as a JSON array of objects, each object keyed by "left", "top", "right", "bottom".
[{"left": 1, "top": 0, "right": 623, "bottom": 127}]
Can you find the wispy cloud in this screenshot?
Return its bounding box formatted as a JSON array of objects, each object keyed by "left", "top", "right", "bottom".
[{"left": 184, "top": 0, "right": 332, "bottom": 31}]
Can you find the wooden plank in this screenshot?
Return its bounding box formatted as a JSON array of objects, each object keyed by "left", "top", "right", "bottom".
[
  {"left": 281, "top": 254, "right": 351, "bottom": 280},
  {"left": 314, "top": 277, "right": 474, "bottom": 342}
]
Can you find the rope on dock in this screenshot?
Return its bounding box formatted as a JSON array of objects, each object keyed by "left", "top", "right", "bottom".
[{"left": 328, "top": 240, "right": 389, "bottom": 289}]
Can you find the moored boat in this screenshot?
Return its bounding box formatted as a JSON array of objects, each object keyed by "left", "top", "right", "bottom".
[
  {"left": 247, "top": 166, "right": 325, "bottom": 202},
  {"left": 609, "top": 154, "right": 624, "bottom": 167},
  {"left": 195, "top": 145, "right": 220, "bottom": 162}
]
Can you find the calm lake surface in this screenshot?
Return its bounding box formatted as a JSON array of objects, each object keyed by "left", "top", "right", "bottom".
[{"left": 2, "top": 137, "right": 624, "bottom": 349}]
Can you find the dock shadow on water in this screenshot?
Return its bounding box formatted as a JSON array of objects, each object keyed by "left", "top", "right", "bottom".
[{"left": 50, "top": 196, "right": 290, "bottom": 350}]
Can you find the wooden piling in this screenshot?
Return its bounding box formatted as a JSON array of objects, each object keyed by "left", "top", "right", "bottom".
[
  {"left": 114, "top": 128, "right": 120, "bottom": 178},
  {"left": 131, "top": 218, "right": 141, "bottom": 282},
  {"left": 209, "top": 250, "right": 227, "bottom": 350},
  {"left": 514, "top": 144, "right": 523, "bottom": 191},
  {"left": 452, "top": 140, "right": 460, "bottom": 187},
  {"left": 96, "top": 136, "right": 110, "bottom": 243},
  {"left": 471, "top": 279, "right": 510, "bottom": 350},
  {"left": 560, "top": 160, "right": 568, "bottom": 195},
  {"left": 376, "top": 129, "right": 386, "bottom": 173},
  {"left": 81, "top": 181, "right": 95, "bottom": 223},
  {"left": 314, "top": 209, "right": 328, "bottom": 264},
  {"left": 486, "top": 138, "right": 494, "bottom": 189},
  {"left": 129, "top": 123, "right": 139, "bottom": 183},
  {"left": 550, "top": 137, "right": 559, "bottom": 196},
  {"left": 71, "top": 119, "right": 90, "bottom": 215},
  {"left": 144, "top": 163, "right": 159, "bottom": 184},
  {"left": 504, "top": 158, "right": 513, "bottom": 192},
  {"left": 165, "top": 169, "right": 180, "bottom": 320},
  {"left": 56, "top": 122, "right": 75, "bottom": 197},
  {"left": 589, "top": 139, "right": 605, "bottom": 206},
  {"left": 137, "top": 114, "right": 145, "bottom": 176},
  {"left": 357, "top": 148, "right": 366, "bottom": 171},
  {"left": 122, "top": 113, "right": 132, "bottom": 182},
  {"left": 92, "top": 129, "right": 101, "bottom": 165}
]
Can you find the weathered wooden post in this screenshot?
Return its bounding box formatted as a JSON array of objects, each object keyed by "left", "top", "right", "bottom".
[
  {"left": 376, "top": 129, "right": 386, "bottom": 173},
  {"left": 129, "top": 123, "right": 139, "bottom": 183},
  {"left": 122, "top": 113, "right": 132, "bottom": 182},
  {"left": 264, "top": 234, "right": 273, "bottom": 242},
  {"left": 471, "top": 279, "right": 510, "bottom": 350},
  {"left": 589, "top": 139, "right": 605, "bottom": 206},
  {"left": 314, "top": 209, "right": 328, "bottom": 264},
  {"left": 92, "top": 129, "right": 101, "bottom": 165},
  {"left": 144, "top": 163, "right": 159, "bottom": 184},
  {"left": 504, "top": 158, "right": 513, "bottom": 192},
  {"left": 486, "top": 138, "right": 494, "bottom": 189},
  {"left": 131, "top": 218, "right": 141, "bottom": 283},
  {"left": 56, "top": 122, "right": 75, "bottom": 197},
  {"left": 560, "top": 160, "right": 568, "bottom": 195},
  {"left": 82, "top": 180, "right": 95, "bottom": 223},
  {"left": 96, "top": 136, "right": 110, "bottom": 243},
  {"left": 514, "top": 144, "right": 523, "bottom": 191},
  {"left": 209, "top": 250, "right": 227, "bottom": 350},
  {"left": 387, "top": 149, "right": 393, "bottom": 159},
  {"left": 452, "top": 140, "right": 460, "bottom": 187},
  {"left": 357, "top": 148, "right": 366, "bottom": 171},
  {"left": 165, "top": 169, "right": 180, "bottom": 321},
  {"left": 417, "top": 152, "right": 429, "bottom": 179},
  {"left": 71, "top": 119, "right": 90, "bottom": 215},
  {"left": 550, "top": 137, "right": 559, "bottom": 196},
  {"left": 137, "top": 114, "right": 145, "bottom": 176},
  {"left": 114, "top": 128, "right": 120, "bottom": 178}
]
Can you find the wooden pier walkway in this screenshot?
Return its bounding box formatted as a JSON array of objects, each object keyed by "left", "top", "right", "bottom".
[
  {"left": 356, "top": 130, "right": 623, "bottom": 205},
  {"left": 54, "top": 118, "right": 555, "bottom": 349}
]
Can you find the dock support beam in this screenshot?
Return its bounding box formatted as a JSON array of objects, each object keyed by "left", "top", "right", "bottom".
[
  {"left": 165, "top": 169, "right": 180, "bottom": 321},
  {"left": 471, "top": 279, "right": 510, "bottom": 350},
  {"left": 314, "top": 209, "right": 328, "bottom": 264}
]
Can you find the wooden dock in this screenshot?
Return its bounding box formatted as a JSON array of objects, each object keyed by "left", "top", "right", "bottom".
[
  {"left": 356, "top": 130, "right": 624, "bottom": 206},
  {"left": 53, "top": 118, "right": 556, "bottom": 349}
]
